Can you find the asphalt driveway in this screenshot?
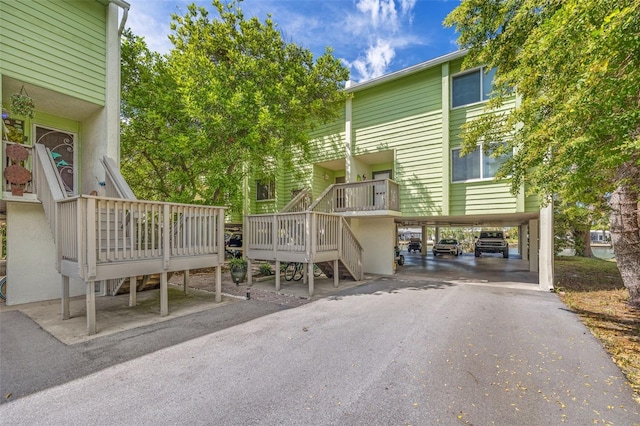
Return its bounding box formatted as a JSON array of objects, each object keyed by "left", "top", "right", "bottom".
[{"left": 1, "top": 274, "right": 637, "bottom": 425}]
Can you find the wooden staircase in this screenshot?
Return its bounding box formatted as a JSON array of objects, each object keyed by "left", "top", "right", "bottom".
[
  {"left": 315, "top": 260, "right": 356, "bottom": 280},
  {"left": 113, "top": 273, "right": 175, "bottom": 295}
]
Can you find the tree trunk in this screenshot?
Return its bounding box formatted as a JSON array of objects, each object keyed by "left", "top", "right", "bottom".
[
  {"left": 608, "top": 182, "right": 640, "bottom": 307},
  {"left": 572, "top": 228, "right": 594, "bottom": 257}
]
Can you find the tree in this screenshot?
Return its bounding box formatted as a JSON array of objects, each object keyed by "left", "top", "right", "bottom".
[
  {"left": 444, "top": 0, "right": 640, "bottom": 305},
  {"left": 120, "top": 0, "right": 349, "bottom": 212}
]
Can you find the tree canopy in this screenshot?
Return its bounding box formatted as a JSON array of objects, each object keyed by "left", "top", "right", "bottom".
[
  {"left": 120, "top": 0, "right": 349, "bottom": 212},
  {"left": 445, "top": 0, "right": 640, "bottom": 305}
]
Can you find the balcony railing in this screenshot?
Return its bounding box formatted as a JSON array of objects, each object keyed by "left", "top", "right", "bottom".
[
  {"left": 246, "top": 211, "right": 363, "bottom": 281},
  {"left": 309, "top": 179, "right": 400, "bottom": 214},
  {"left": 56, "top": 195, "right": 226, "bottom": 282}
]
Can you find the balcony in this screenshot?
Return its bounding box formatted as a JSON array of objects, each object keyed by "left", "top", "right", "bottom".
[{"left": 310, "top": 179, "right": 400, "bottom": 216}]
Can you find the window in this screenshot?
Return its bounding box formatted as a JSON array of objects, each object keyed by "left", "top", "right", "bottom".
[
  {"left": 451, "top": 143, "right": 511, "bottom": 182},
  {"left": 256, "top": 180, "right": 275, "bottom": 201},
  {"left": 451, "top": 67, "right": 496, "bottom": 108}
]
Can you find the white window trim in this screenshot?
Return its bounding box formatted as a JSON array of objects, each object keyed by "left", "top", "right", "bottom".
[
  {"left": 450, "top": 143, "right": 511, "bottom": 183},
  {"left": 450, "top": 66, "right": 493, "bottom": 110}
]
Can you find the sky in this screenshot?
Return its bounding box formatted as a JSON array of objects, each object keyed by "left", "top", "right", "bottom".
[{"left": 124, "top": 0, "right": 462, "bottom": 83}]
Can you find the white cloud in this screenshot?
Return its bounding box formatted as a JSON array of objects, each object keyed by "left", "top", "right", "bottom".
[
  {"left": 348, "top": 39, "right": 396, "bottom": 82},
  {"left": 356, "top": 0, "right": 399, "bottom": 31},
  {"left": 346, "top": 0, "right": 419, "bottom": 81},
  {"left": 125, "top": 0, "right": 426, "bottom": 82},
  {"left": 126, "top": 0, "right": 192, "bottom": 54}
]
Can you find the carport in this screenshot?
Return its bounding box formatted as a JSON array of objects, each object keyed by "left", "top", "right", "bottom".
[{"left": 394, "top": 206, "right": 554, "bottom": 291}]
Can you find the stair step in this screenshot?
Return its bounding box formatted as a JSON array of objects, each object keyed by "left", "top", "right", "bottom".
[{"left": 114, "top": 272, "right": 174, "bottom": 295}]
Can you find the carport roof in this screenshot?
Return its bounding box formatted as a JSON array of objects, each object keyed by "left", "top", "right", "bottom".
[{"left": 396, "top": 212, "right": 539, "bottom": 228}]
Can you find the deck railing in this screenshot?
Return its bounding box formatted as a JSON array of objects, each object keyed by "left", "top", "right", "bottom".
[
  {"left": 246, "top": 211, "right": 362, "bottom": 279},
  {"left": 56, "top": 195, "right": 226, "bottom": 280},
  {"left": 308, "top": 179, "right": 400, "bottom": 214},
  {"left": 280, "top": 188, "right": 312, "bottom": 213}
]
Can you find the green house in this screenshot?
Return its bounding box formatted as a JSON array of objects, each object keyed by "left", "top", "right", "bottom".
[{"left": 243, "top": 51, "right": 554, "bottom": 293}]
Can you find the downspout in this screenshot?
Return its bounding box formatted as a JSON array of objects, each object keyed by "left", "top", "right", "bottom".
[
  {"left": 110, "top": 0, "right": 130, "bottom": 35},
  {"left": 107, "top": 0, "right": 130, "bottom": 163}
]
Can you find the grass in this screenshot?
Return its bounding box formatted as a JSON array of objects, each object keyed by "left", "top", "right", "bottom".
[{"left": 555, "top": 256, "right": 640, "bottom": 397}]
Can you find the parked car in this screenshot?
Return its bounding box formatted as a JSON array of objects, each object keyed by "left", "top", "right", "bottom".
[
  {"left": 227, "top": 232, "right": 242, "bottom": 248},
  {"left": 475, "top": 230, "right": 509, "bottom": 258},
  {"left": 432, "top": 238, "right": 462, "bottom": 256},
  {"left": 407, "top": 238, "right": 422, "bottom": 253}
]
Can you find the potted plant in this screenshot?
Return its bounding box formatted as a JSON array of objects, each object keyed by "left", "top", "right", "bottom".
[
  {"left": 10, "top": 86, "right": 35, "bottom": 118},
  {"left": 228, "top": 256, "right": 247, "bottom": 285}
]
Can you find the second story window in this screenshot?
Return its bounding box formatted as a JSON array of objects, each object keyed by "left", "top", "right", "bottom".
[
  {"left": 257, "top": 180, "right": 275, "bottom": 201},
  {"left": 451, "top": 67, "right": 496, "bottom": 108},
  {"left": 451, "top": 143, "right": 511, "bottom": 182}
]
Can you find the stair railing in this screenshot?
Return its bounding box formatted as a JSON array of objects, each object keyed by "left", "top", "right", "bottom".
[
  {"left": 100, "top": 156, "right": 137, "bottom": 200},
  {"left": 280, "top": 188, "right": 312, "bottom": 213},
  {"left": 338, "top": 217, "right": 363, "bottom": 280},
  {"left": 33, "top": 143, "right": 67, "bottom": 240}
]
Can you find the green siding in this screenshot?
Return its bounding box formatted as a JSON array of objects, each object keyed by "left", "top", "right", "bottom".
[
  {"left": 0, "top": 0, "right": 106, "bottom": 105},
  {"left": 351, "top": 68, "right": 445, "bottom": 216},
  {"left": 450, "top": 181, "right": 516, "bottom": 215},
  {"left": 247, "top": 54, "right": 540, "bottom": 220},
  {"left": 310, "top": 114, "right": 345, "bottom": 164}
]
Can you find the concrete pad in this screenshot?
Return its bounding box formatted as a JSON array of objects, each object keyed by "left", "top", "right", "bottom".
[{"left": 2, "top": 286, "right": 238, "bottom": 345}]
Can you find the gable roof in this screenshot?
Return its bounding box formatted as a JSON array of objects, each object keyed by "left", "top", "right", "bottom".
[{"left": 346, "top": 50, "right": 467, "bottom": 93}]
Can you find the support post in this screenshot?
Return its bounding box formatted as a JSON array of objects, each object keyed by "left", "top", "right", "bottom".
[
  {"left": 308, "top": 262, "right": 314, "bottom": 297},
  {"left": 422, "top": 225, "right": 428, "bottom": 256},
  {"left": 275, "top": 260, "right": 281, "bottom": 291},
  {"left": 62, "top": 275, "right": 70, "bottom": 320},
  {"left": 247, "top": 258, "right": 252, "bottom": 286},
  {"left": 183, "top": 269, "right": 189, "bottom": 295},
  {"left": 333, "top": 259, "right": 339, "bottom": 288},
  {"left": 86, "top": 280, "right": 96, "bottom": 335},
  {"left": 539, "top": 203, "right": 554, "bottom": 291},
  {"left": 529, "top": 219, "right": 539, "bottom": 273},
  {"left": 215, "top": 265, "right": 221, "bottom": 303},
  {"left": 129, "top": 276, "right": 137, "bottom": 307},
  {"left": 160, "top": 272, "right": 168, "bottom": 316}
]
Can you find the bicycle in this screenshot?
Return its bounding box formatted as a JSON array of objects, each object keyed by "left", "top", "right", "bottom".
[
  {"left": 0, "top": 276, "right": 6, "bottom": 301},
  {"left": 284, "top": 263, "right": 322, "bottom": 281}
]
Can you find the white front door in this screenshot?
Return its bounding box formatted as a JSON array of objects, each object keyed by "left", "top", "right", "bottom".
[{"left": 372, "top": 170, "right": 391, "bottom": 208}]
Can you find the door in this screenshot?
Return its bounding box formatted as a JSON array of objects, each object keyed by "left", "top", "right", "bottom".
[
  {"left": 335, "top": 176, "right": 345, "bottom": 209},
  {"left": 35, "top": 126, "right": 77, "bottom": 195},
  {"left": 372, "top": 170, "right": 391, "bottom": 208}
]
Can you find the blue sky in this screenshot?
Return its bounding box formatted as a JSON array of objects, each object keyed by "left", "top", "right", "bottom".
[{"left": 125, "top": 0, "right": 461, "bottom": 83}]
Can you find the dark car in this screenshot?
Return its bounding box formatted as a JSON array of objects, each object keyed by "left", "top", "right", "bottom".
[{"left": 227, "top": 232, "right": 242, "bottom": 248}]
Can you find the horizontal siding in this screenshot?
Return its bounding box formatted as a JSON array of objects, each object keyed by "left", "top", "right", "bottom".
[
  {"left": 450, "top": 181, "right": 517, "bottom": 215},
  {"left": 352, "top": 68, "right": 444, "bottom": 216},
  {"left": 309, "top": 114, "right": 345, "bottom": 164},
  {"left": 525, "top": 189, "right": 540, "bottom": 212},
  {"left": 0, "top": 0, "right": 106, "bottom": 105}
]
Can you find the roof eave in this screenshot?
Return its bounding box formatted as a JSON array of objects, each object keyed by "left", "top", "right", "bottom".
[{"left": 346, "top": 49, "right": 467, "bottom": 93}]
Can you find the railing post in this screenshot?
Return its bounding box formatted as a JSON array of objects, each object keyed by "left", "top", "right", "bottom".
[
  {"left": 217, "top": 209, "right": 225, "bottom": 264},
  {"left": 86, "top": 197, "right": 96, "bottom": 279},
  {"left": 272, "top": 215, "right": 278, "bottom": 259},
  {"left": 338, "top": 218, "right": 343, "bottom": 257},
  {"left": 310, "top": 213, "right": 317, "bottom": 258},
  {"left": 163, "top": 204, "right": 170, "bottom": 269},
  {"left": 55, "top": 201, "right": 63, "bottom": 271}
]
